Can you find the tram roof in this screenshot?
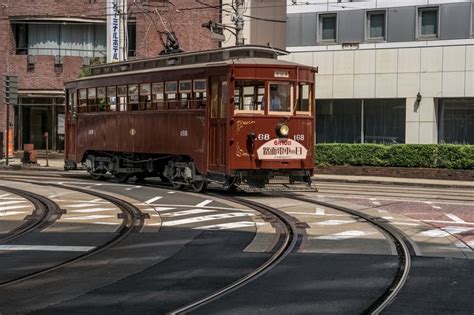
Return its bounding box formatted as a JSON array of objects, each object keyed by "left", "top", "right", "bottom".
[{"left": 82, "top": 45, "right": 292, "bottom": 78}]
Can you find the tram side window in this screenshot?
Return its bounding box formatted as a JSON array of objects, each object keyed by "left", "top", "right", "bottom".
[
  {"left": 117, "top": 85, "right": 127, "bottom": 111},
  {"left": 140, "top": 83, "right": 151, "bottom": 110},
  {"left": 68, "top": 91, "right": 77, "bottom": 115},
  {"left": 152, "top": 82, "right": 164, "bottom": 110},
  {"left": 234, "top": 80, "right": 264, "bottom": 112},
  {"left": 107, "top": 86, "right": 117, "bottom": 111},
  {"left": 88, "top": 88, "right": 97, "bottom": 112},
  {"left": 268, "top": 82, "right": 291, "bottom": 113},
  {"left": 165, "top": 81, "right": 178, "bottom": 109},
  {"left": 79, "top": 89, "right": 87, "bottom": 113},
  {"left": 128, "top": 84, "right": 139, "bottom": 111},
  {"left": 97, "top": 87, "right": 106, "bottom": 111},
  {"left": 193, "top": 79, "right": 207, "bottom": 109},
  {"left": 296, "top": 83, "right": 311, "bottom": 113},
  {"left": 179, "top": 81, "right": 192, "bottom": 109}
]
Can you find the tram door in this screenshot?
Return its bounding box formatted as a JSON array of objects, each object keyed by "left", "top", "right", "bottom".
[
  {"left": 65, "top": 89, "right": 77, "bottom": 161},
  {"left": 208, "top": 76, "right": 228, "bottom": 173}
]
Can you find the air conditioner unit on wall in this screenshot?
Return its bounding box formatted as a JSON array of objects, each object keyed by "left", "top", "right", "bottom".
[{"left": 27, "top": 55, "right": 35, "bottom": 71}]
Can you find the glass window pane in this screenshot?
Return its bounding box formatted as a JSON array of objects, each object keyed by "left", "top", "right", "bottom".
[
  {"left": 369, "top": 13, "right": 385, "bottom": 39},
  {"left": 421, "top": 9, "right": 438, "bottom": 36},
  {"left": 363, "top": 99, "right": 405, "bottom": 144},
  {"left": 321, "top": 16, "right": 336, "bottom": 41},
  {"left": 316, "top": 99, "right": 362, "bottom": 143},
  {"left": 234, "top": 80, "right": 265, "bottom": 112},
  {"left": 438, "top": 99, "right": 474, "bottom": 144},
  {"left": 268, "top": 83, "right": 291, "bottom": 112},
  {"left": 297, "top": 84, "right": 311, "bottom": 112}
]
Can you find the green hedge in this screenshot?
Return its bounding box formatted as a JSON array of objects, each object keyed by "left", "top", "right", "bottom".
[{"left": 315, "top": 144, "right": 474, "bottom": 169}]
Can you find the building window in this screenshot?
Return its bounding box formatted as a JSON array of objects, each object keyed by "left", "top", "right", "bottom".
[
  {"left": 319, "top": 14, "right": 337, "bottom": 42},
  {"left": 438, "top": 99, "right": 474, "bottom": 144},
  {"left": 367, "top": 11, "right": 385, "bottom": 41},
  {"left": 418, "top": 7, "right": 438, "bottom": 38},
  {"left": 316, "top": 99, "right": 405, "bottom": 144}
]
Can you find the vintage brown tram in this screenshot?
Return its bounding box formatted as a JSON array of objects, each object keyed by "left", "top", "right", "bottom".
[{"left": 64, "top": 45, "right": 317, "bottom": 191}]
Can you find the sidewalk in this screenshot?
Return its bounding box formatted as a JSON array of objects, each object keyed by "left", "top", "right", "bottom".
[{"left": 0, "top": 157, "right": 472, "bottom": 189}]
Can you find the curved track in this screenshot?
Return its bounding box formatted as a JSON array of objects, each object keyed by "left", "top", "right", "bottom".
[
  {"left": 277, "top": 193, "right": 412, "bottom": 314},
  {"left": 0, "top": 181, "right": 146, "bottom": 288},
  {"left": 0, "top": 186, "right": 63, "bottom": 243},
  {"left": 169, "top": 194, "right": 299, "bottom": 314}
]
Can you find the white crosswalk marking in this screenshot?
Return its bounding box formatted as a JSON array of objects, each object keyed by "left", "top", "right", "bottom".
[
  {"left": 195, "top": 200, "right": 213, "bottom": 207},
  {"left": 195, "top": 221, "right": 255, "bottom": 230},
  {"left": 63, "top": 215, "right": 115, "bottom": 220},
  {"left": 153, "top": 207, "right": 175, "bottom": 212},
  {"left": 70, "top": 208, "right": 117, "bottom": 213},
  {"left": 315, "top": 219, "right": 356, "bottom": 226},
  {"left": 0, "top": 193, "right": 11, "bottom": 198},
  {"left": 315, "top": 207, "right": 325, "bottom": 215},
  {"left": 0, "top": 211, "right": 28, "bottom": 217},
  {"left": 162, "top": 212, "right": 251, "bottom": 227},
  {"left": 0, "top": 200, "right": 28, "bottom": 206},
  {"left": 145, "top": 196, "right": 162, "bottom": 204},
  {"left": 0, "top": 245, "right": 95, "bottom": 252},
  {"left": 161, "top": 209, "right": 216, "bottom": 217},
  {"left": 0, "top": 205, "right": 32, "bottom": 211},
  {"left": 64, "top": 203, "right": 111, "bottom": 208},
  {"left": 314, "top": 230, "right": 372, "bottom": 240},
  {"left": 467, "top": 240, "right": 474, "bottom": 248},
  {"left": 418, "top": 226, "right": 473, "bottom": 238},
  {"left": 445, "top": 214, "right": 465, "bottom": 223}
]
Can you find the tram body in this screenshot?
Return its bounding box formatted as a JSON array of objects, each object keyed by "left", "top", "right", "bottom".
[{"left": 64, "top": 46, "right": 317, "bottom": 191}]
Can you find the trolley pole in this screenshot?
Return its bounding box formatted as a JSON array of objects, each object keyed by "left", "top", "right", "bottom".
[{"left": 235, "top": 0, "right": 245, "bottom": 45}]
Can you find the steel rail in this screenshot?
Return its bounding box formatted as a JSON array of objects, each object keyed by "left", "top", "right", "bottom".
[
  {"left": 0, "top": 180, "right": 146, "bottom": 288},
  {"left": 168, "top": 195, "right": 299, "bottom": 315},
  {"left": 280, "top": 194, "right": 412, "bottom": 315},
  {"left": 0, "top": 186, "right": 63, "bottom": 243}
]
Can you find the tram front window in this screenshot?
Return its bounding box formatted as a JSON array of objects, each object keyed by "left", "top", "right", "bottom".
[
  {"left": 268, "top": 82, "right": 291, "bottom": 113},
  {"left": 234, "top": 80, "right": 264, "bottom": 112}
]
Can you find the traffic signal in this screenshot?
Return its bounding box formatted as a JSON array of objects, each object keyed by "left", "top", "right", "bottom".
[{"left": 4, "top": 75, "right": 18, "bottom": 105}]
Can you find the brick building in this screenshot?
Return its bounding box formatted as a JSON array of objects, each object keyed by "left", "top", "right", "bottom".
[{"left": 0, "top": 0, "right": 219, "bottom": 152}]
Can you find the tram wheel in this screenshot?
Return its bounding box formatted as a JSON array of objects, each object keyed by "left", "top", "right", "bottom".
[
  {"left": 89, "top": 169, "right": 107, "bottom": 181},
  {"left": 114, "top": 173, "right": 130, "bottom": 183},
  {"left": 191, "top": 180, "right": 207, "bottom": 193}
]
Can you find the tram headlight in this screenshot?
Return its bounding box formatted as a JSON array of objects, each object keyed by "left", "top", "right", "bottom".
[{"left": 276, "top": 123, "right": 290, "bottom": 138}]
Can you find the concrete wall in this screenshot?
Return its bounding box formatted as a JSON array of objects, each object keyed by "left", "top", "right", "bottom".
[{"left": 281, "top": 41, "right": 474, "bottom": 144}]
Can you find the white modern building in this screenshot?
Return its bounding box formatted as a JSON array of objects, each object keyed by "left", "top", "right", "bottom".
[{"left": 281, "top": 0, "right": 474, "bottom": 144}]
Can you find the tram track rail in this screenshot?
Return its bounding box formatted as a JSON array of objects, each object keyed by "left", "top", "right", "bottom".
[
  {"left": 276, "top": 193, "right": 412, "bottom": 314},
  {"left": 0, "top": 186, "right": 64, "bottom": 243},
  {"left": 169, "top": 194, "right": 299, "bottom": 314},
  {"left": 0, "top": 179, "right": 147, "bottom": 288}
]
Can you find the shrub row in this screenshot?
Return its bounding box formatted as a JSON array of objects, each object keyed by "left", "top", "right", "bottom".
[{"left": 315, "top": 144, "right": 474, "bottom": 169}]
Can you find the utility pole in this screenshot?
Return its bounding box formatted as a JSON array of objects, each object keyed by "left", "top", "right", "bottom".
[
  {"left": 235, "top": 0, "right": 245, "bottom": 45},
  {"left": 4, "top": 75, "right": 18, "bottom": 166}
]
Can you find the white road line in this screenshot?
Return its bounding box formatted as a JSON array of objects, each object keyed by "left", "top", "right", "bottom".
[
  {"left": 423, "top": 220, "right": 474, "bottom": 226},
  {"left": 382, "top": 216, "right": 394, "bottom": 220},
  {"left": 418, "top": 226, "right": 473, "bottom": 238},
  {"left": 313, "top": 230, "right": 374, "bottom": 240},
  {"left": 194, "top": 221, "right": 255, "bottom": 230},
  {"left": 0, "top": 245, "right": 95, "bottom": 252},
  {"left": 445, "top": 213, "right": 466, "bottom": 223},
  {"left": 372, "top": 201, "right": 381, "bottom": 206},
  {"left": 161, "top": 209, "right": 216, "bottom": 217},
  {"left": 64, "top": 203, "right": 111, "bottom": 208},
  {"left": 0, "top": 200, "right": 28, "bottom": 206},
  {"left": 92, "top": 222, "right": 120, "bottom": 225},
  {"left": 125, "top": 186, "right": 142, "bottom": 191},
  {"left": 63, "top": 215, "right": 115, "bottom": 220},
  {"left": 432, "top": 206, "right": 442, "bottom": 209},
  {"left": 145, "top": 196, "right": 162, "bottom": 204},
  {"left": 314, "top": 219, "right": 356, "bottom": 226},
  {"left": 0, "top": 211, "right": 28, "bottom": 217},
  {"left": 153, "top": 207, "right": 176, "bottom": 212},
  {"left": 286, "top": 211, "right": 347, "bottom": 217},
  {"left": 162, "top": 212, "right": 251, "bottom": 227},
  {"left": 70, "top": 208, "right": 117, "bottom": 213},
  {"left": 315, "top": 207, "right": 325, "bottom": 215},
  {"left": 0, "top": 205, "right": 32, "bottom": 211},
  {"left": 167, "top": 191, "right": 176, "bottom": 194},
  {"left": 195, "top": 200, "right": 213, "bottom": 207},
  {"left": 424, "top": 201, "right": 433, "bottom": 204},
  {"left": 467, "top": 240, "right": 474, "bottom": 248},
  {"left": 392, "top": 221, "right": 420, "bottom": 226},
  {"left": 0, "top": 193, "right": 11, "bottom": 198}
]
